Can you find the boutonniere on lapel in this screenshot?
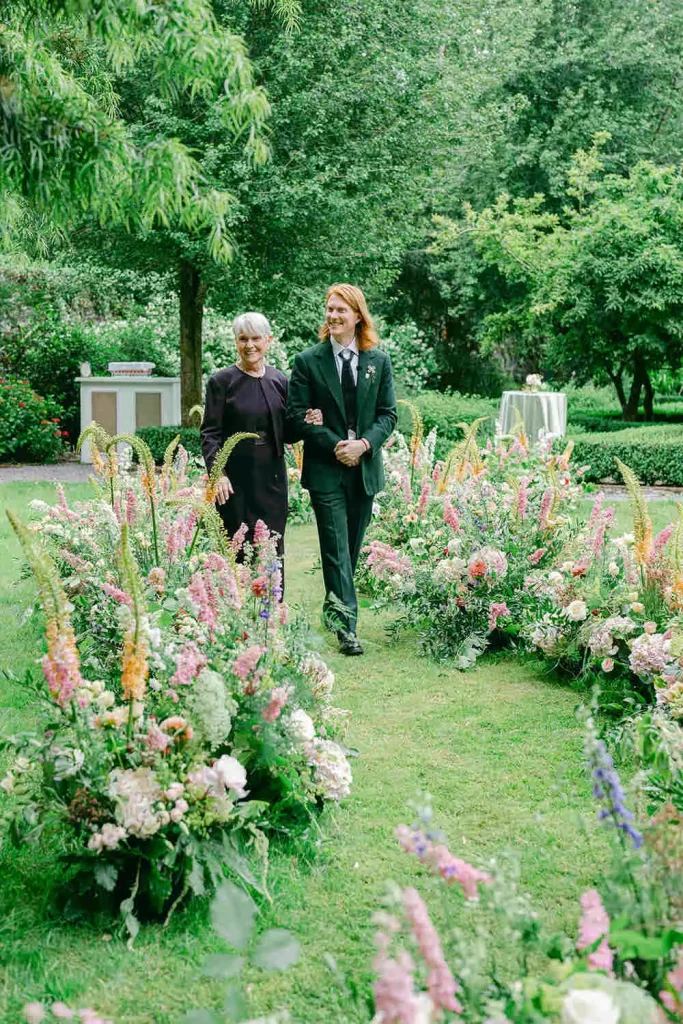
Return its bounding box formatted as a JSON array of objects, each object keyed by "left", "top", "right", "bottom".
[{"left": 365, "top": 365, "right": 376, "bottom": 382}]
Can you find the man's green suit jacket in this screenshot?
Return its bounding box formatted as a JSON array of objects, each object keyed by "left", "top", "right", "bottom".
[{"left": 286, "top": 341, "right": 397, "bottom": 495}]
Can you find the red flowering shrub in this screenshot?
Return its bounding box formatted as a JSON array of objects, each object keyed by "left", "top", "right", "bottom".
[{"left": 0, "top": 377, "right": 66, "bottom": 463}]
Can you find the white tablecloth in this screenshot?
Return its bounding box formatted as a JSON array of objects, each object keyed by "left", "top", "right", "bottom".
[{"left": 498, "top": 391, "right": 567, "bottom": 439}]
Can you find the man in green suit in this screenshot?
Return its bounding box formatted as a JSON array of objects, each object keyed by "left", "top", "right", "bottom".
[{"left": 287, "top": 283, "right": 397, "bottom": 655}]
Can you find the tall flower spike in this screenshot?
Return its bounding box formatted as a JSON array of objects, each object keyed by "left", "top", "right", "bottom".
[
  {"left": 188, "top": 404, "right": 204, "bottom": 426},
  {"left": 7, "top": 510, "right": 83, "bottom": 705},
  {"left": 292, "top": 440, "right": 304, "bottom": 473},
  {"left": 397, "top": 399, "right": 424, "bottom": 477},
  {"left": 166, "top": 433, "right": 256, "bottom": 558},
  {"left": 207, "top": 432, "right": 259, "bottom": 502},
  {"left": 437, "top": 417, "right": 488, "bottom": 493},
  {"left": 117, "top": 523, "right": 149, "bottom": 703},
  {"left": 615, "top": 458, "right": 652, "bottom": 565},
  {"left": 160, "top": 433, "right": 181, "bottom": 494},
  {"left": 77, "top": 421, "right": 118, "bottom": 501},
  {"left": 108, "top": 433, "right": 160, "bottom": 562}
]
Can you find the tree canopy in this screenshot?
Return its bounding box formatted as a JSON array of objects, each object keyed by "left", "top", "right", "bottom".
[{"left": 435, "top": 139, "right": 683, "bottom": 416}]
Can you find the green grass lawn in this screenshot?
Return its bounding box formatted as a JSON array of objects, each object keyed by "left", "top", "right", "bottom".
[{"left": 0, "top": 483, "right": 674, "bottom": 1023}]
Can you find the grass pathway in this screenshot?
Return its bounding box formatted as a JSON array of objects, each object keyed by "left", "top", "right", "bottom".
[{"left": 0, "top": 484, "right": 664, "bottom": 1022}]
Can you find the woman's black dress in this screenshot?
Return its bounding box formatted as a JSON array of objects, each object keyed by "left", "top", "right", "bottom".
[{"left": 200, "top": 364, "right": 292, "bottom": 556}]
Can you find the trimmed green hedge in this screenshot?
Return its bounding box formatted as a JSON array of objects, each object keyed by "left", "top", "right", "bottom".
[
  {"left": 136, "top": 426, "right": 201, "bottom": 464},
  {"left": 560, "top": 425, "right": 683, "bottom": 485},
  {"left": 407, "top": 391, "right": 500, "bottom": 458},
  {"left": 568, "top": 409, "right": 683, "bottom": 433}
]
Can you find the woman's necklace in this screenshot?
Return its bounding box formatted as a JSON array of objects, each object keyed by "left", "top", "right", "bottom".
[{"left": 236, "top": 361, "right": 266, "bottom": 378}]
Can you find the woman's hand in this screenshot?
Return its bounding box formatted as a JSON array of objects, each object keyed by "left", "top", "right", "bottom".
[
  {"left": 304, "top": 408, "right": 323, "bottom": 425},
  {"left": 215, "top": 476, "right": 234, "bottom": 504}
]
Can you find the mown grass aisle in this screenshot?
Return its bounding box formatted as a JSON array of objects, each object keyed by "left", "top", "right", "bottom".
[{"left": 0, "top": 484, "right": 614, "bottom": 1023}]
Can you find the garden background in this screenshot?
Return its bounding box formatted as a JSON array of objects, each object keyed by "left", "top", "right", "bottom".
[{"left": 3, "top": 1, "right": 683, "bottom": 1022}]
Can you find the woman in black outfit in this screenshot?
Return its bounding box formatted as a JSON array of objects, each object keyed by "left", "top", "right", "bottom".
[{"left": 200, "top": 312, "right": 321, "bottom": 560}]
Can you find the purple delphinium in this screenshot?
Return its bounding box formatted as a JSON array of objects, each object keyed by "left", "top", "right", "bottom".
[
  {"left": 589, "top": 738, "right": 643, "bottom": 849},
  {"left": 259, "top": 560, "right": 283, "bottom": 620}
]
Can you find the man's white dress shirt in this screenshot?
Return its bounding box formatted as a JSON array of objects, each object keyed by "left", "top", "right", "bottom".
[
  {"left": 330, "top": 336, "right": 359, "bottom": 384},
  {"left": 330, "top": 336, "right": 359, "bottom": 438}
]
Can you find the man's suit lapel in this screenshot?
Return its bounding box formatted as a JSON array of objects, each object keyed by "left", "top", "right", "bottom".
[
  {"left": 356, "top": 348, "right": 376, "bottom": 421},
  {"left": 317, "top": 342, "right": 347, "bottom": 423}
]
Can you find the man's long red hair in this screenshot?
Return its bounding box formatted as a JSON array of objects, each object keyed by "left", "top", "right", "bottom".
[{"left": 318, "top": 283, "right": 380, "bottom": 351}]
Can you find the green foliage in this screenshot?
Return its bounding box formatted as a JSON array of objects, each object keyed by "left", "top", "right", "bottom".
[
  {"left": 136, "top": 426, "right": 202, "bottom": 464},
  {"left": 559, "top": 425, "right": 683, "bottom": 485},
  {"left": 1, "top": 0, "right": 270, "bottom": 254},
  {"left": 0, "top": 376, "right": 65, "bottom": 462},
  {"left": 446, "top": 144, "right": 683, "bottom": 415},
  {"left": 378, "top": 321, "right": 438, "bottom": 392},
  {"left": 569, "top": 410, "right": 683, "bottom": 433},
  {"left": 406, "top": 391, "right": 499, "bottom": 457}
]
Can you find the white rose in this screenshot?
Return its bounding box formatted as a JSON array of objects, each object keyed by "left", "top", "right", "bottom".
[
  {"left": 607, "top": 561, "right": 619, "bottom": 577},
  {"left": 563, "top": 600, "right": 587, "bottom": 622},
  {"left": 95, "top": 690, "right": 116, "bottom": 709},
  {"left": 561, "top": 990, "right": 620, "bottom": 1024},
  {"left": 213, "top": 755, "right": 248, "bottom": 798},
  {"left": 285, "top": 709, "right": 316, "bottom": 745}
]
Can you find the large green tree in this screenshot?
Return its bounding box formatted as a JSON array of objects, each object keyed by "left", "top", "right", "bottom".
[
  {"left": 0, "top": 0, "right": 276, "bottom": 419},
  {"left": 192, "top": 0, "right": 462, "bottom": 344},
  {"left": 435, "top": 142, "right": 683, "bottom": 418},
  {"left": 389, "top": 0, "right": 683, "bottom": 389}
]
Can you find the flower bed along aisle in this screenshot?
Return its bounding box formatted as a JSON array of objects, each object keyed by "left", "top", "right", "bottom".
[
  {"left": 0, "top": 426, "right": 351, "bottom": 934},
  {"left": 362, "top": 405, "right": 683, "bottom": 718}
]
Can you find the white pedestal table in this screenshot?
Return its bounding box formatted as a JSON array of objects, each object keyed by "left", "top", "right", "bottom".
[{"left": 498, "top": 390, "right": 567, "bottom": 439}]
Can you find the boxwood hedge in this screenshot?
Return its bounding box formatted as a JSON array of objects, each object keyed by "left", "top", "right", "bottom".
[
  {"left": 136, "top": 426, "right": 201, "bottom": 463},
  {"left": 560, "top": 425, "right": 683, "bottom": 485}
]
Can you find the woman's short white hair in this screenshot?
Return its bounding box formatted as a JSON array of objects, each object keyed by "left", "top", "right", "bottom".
[{"left": 232, "top": 311, "right": 272, "bottom": 338}]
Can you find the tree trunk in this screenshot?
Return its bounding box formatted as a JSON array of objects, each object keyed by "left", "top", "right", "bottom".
[
  {"left": 607, "top": 366, "right": 627, "bottom": 414},
  {"left": 643, "top": 367, "right": 654, "bottom": 421},
  {"left": 179, "top": 259, "right": 207, "bottom": 427},
  {"left": 624, "top": 353, "right": 646, "bottom": 420}
]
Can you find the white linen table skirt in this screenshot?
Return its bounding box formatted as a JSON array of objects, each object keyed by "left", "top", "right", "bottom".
[{"left": 498, "top": 390, "right": 567, "bottom": 439}]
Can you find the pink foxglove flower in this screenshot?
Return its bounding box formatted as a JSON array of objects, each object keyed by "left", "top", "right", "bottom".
[
  {"left": 253, "top": 519, "right": 270, "bottom": 548},
  {"left": 516, "top": 477, "right": 529, "bottom": 519},
  {"left": 402, "top": 887, "right": 463, "bottom": 1013},
  {"left": 125, "top": 488, "right": 138, "bottom": 526},
  {"left": 577, "top": 889, "right": 613, "bottom": 974},
  {"left": 373, "top": 933, "right": 426, "bottom": 1024},
  {"left": 488, "top": 602, "right": 510, "bottom": 631},
  {"left": 232, "top": 644, "right": 266, "bottom": 694},
  {"left": 170, "top": 642, "right": 207, "bottom": 689},
  {"left": 539, "top": 486, "right": 554, "bottom": 528},
  {"left": 101, "top": 581, "right": 133, "bottom": 606},
  {"left": 416, "top": 484, "right": 430, "bottom": 517},
  {"left": 230, "top": 521, "right": 249, "bottom": 552},
  {"left": 395, "top": 826, "right": 492, "bottom": 900},
  {"left": 443, "top": 501, "right": 460, "bottom": 532},
  {"left": 262, "top": 685, "right": 292, "bottom": 723}
]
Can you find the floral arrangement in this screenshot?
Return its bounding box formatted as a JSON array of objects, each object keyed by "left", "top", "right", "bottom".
[
  {"left": 361, "top": 410, "right": 683, "bottom": 719},
  {"left": 518, "top": 459, "right": 683, "bottom": 716},
  {"left": 523, "top": 373, "right": 549, "bottom": 392},
  {"left": 361, "top": 407, "right": 585, "bottom": 665},
  {"left": 0, "top": 426, "right": 351, "bottom": 933},
  {"left": 332, "top": 708, "right": 683, "bottom": 1023}
]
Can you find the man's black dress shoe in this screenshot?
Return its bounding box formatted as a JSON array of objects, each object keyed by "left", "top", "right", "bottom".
[{"left": 338, "top": 632, "right": 364, "bottom": 656}]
